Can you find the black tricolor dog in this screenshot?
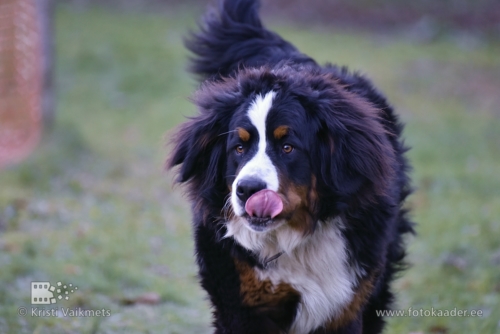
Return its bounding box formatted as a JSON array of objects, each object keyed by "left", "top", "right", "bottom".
[{"left": 168, "top": 0, "right": 414, "bottom": 333}]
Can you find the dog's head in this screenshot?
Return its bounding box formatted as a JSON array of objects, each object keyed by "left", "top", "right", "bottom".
[{"left": 168, "top": 66, "right": 394, "bottom": 254}]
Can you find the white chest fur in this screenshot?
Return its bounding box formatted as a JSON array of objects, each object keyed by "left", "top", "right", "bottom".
[{"left": 256, "top": 219, "right": 357, "bottom": 334}]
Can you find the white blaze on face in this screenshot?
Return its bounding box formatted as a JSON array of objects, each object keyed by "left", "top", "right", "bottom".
[{"left": 231, "top": 91, "right": 279, "bottom": 216}]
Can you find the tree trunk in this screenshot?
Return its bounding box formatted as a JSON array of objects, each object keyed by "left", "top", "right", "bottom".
[{"left": 36, "top": 0, "right": 55, "bottom": 129}]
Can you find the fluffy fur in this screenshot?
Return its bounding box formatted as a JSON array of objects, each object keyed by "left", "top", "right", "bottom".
[{"left": 168, "top": 1, "right": 414, "bottom": 333}]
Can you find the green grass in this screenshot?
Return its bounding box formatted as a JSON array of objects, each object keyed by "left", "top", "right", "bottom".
[{"left": 1, "top": 5, "right": 499, "bottom": 334}]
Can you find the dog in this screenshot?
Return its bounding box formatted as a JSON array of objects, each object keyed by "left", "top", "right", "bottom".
[{"left": 168, "top": 0, "right": 414, "bottom": 333}]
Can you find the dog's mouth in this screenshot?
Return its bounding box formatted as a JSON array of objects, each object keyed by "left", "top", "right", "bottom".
[
  {"left": 242, "top": 209, "right": 286, "bottom": 232},
  {"left": 243, "top": 189, "right": 283, "bottom": 232},
  {"left": 245, "top": 216, "right": 276, "bottom": 231}
]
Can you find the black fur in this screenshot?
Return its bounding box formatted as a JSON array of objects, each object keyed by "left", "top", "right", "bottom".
[{"left": 168, "top": 1, "right": 414, "bottom": 333}]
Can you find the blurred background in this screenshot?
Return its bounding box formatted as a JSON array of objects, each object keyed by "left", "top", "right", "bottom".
[{"left": 0, "top": 0, "right": 499, "bottom": 333}]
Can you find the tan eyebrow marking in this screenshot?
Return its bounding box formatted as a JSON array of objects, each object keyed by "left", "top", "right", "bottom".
[
  {"left": 273, "top": 125, "right": 289, "bottom": 140},
  {"left": 237, "top": 127, "right": 251, "bottom": 142}
]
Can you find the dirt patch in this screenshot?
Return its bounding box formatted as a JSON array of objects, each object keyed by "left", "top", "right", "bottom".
[
  {"left": 60, "top": 0, "right": 500, "bottom": 33},
  {"left": 261, "top": 0, "right": 500, "bottom": 32}
]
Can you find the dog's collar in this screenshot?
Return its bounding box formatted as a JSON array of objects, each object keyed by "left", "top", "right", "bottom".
[{"left": 261, "top": 251, "right": 284, "bottom": 269}]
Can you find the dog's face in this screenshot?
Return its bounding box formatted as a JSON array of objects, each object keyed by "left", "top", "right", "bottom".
[
  {"left": 226, "top": 91, "right": 317, "bottom": 236},
  {"left": 169, "top": 67, "right": 394, "bottom": 253}
]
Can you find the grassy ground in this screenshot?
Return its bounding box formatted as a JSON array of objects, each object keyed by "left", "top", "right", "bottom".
[{"left": 1, "top": 5, "right": 499, "bottom": 334}]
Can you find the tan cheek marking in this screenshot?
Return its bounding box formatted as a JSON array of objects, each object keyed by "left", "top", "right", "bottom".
[
  {"left": 277, "top": 174, "right": 318, "bottom": 235},
  {"left": 273, "top": 125, "right": 289, "bottom": 140},
  {"left": 235, "top": 259, "right": 300, "bottom": 307},
  {"left": 324, "top": 274, "right": 376, "bottom": 330},
  {"left": 237, "top": 127, "right": 250, "bottom": 142}
]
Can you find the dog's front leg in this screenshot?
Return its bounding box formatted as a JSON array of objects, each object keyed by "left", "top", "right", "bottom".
[{"left": 195, "top": 222, "right": 297, "bottom": 334}]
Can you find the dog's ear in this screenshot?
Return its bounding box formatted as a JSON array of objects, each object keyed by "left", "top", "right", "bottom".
[
  {"left": 168, "top": 114, "right": 225, "bottom": 185},
  {"left": 167, "top": 81, "right": 241, "bottom": 193},
  {"left": 301, "top": 83, "right": 395, "bottom": 202}
]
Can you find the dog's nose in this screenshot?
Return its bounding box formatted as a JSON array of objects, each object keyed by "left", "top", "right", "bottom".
[{"left": 236, "top": 178, "right": 267, "bottom": 203}]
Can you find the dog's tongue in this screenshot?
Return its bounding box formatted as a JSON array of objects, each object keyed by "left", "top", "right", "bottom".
[{"left": 245, "top": 189, "right": 283, "bottom": 218}]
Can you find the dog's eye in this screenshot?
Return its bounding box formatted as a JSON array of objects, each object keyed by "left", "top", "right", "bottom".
[
  {"left": 282, "top": 144, "right": 294, "bottom": 154},
  {"left": 235, "top": 145, "right": 244, "bottom": 154}
]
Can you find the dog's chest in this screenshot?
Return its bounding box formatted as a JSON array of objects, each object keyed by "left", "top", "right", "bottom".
[{"left": 257, "top": 223, "right": 357, "bottom": 334}]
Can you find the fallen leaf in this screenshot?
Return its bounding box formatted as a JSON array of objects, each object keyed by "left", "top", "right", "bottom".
[
  {"left": 120, "top": 292, "right": 162, "bottom": 306},
  {"left": 135, "top": 292, "right": 162, "bottom": 305},
  {"left": 428, "top": 325, "right": 449, "bottom": 334}
]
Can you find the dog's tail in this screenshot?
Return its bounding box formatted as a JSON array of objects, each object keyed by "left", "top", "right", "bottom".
[{"left": 185, "top": 0, "right": 313, "bottom": 80}]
